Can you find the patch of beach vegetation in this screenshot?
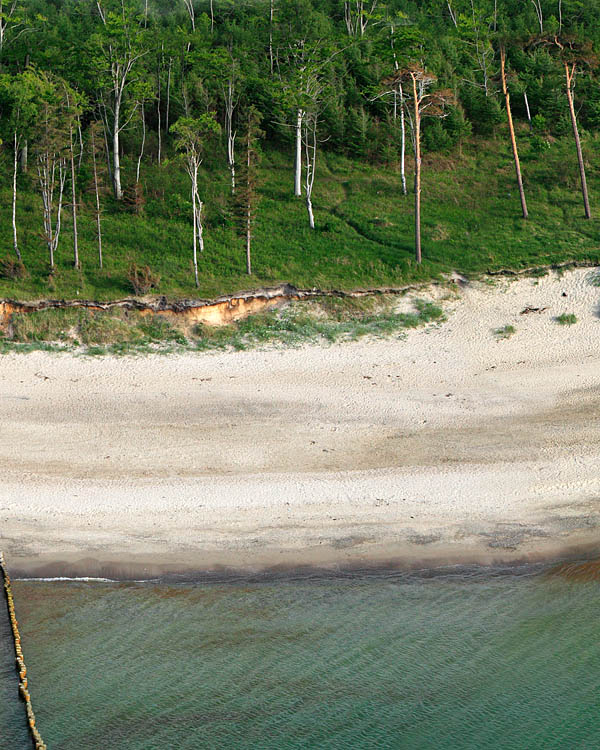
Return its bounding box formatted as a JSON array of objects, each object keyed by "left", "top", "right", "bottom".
[
  {"left": 0, "top": 296, "right": 445, "bottom": 355},
  {"left": 494, "top": 324, "right": 516, "bottom": 340},
  {"left": 555, "top": 313, "right": 578, "bottom": 326}
]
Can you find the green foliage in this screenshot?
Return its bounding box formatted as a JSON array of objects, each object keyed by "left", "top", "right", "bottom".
[
  {"left": 1, "top": 0, "right": 600, "bottom": 302},
  {"left": 555, "top": 313, "right": 578, "bottom": 325},
  {"left": 494, "top": 324, "right": 516, "bottom": 339},
  {"left": 11, "top": 308, "right": 80, "bottom": 342},
  {"left": 0, "top": 135, "right": 599, "bottom": 301},
  {"left": 2, "top": 296, "right": 446, "bottom": 354}
]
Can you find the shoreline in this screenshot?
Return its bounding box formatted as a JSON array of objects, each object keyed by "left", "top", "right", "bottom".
[
  {"left": 2, "top": 267, "right": 600, "bottom": 578},
  {"left": 8, "top": 535, "right": 600, "bottom": 582}
]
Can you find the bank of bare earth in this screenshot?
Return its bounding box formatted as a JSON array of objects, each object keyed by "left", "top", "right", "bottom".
[{"left": 2, "top": 267, "right": 600, "bottom": 578}]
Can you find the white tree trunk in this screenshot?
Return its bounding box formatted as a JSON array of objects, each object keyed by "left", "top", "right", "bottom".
[
  {"left": 165, "top": 58, "right": 172, "bottom": 134},
  {"left": 304, "top": 114, "right": 317, "bottom": 229},
  {"left": 306, "top": 195, "right": 315, "bottom": 229},
  {"left": 184, "top": 0, "right": 195, "bottom": 31},
  {"left": 157, "top": 54, "right": 162, "bottom": 165},
  {"left": 69, "top": 123, "right": 79, "bottom": 268},
  {"left": 113, "top": 97, "right": 123, "bottom": 200},
  {"left": 399, "top": 84, "right": 407, "bottom": 195},
  {"left": 91, "top": 128, "right": 103, "bottom": 269},
  {"left": 189, "top": 158, "right": 204, "bottom": 287},
  {"left": 246, "top": 203, "right": 252, "bottom": 274},
  {"left": 294, "top": 108, "right": 303, "bottom": 196},
  {"left": 12, "top": 132, "right": 21, "bottom": 261},
  {"left": 54, "top": 160, "right": 66, "bottom": 262},
  {"left": 531, "top": 0, "right": 543, "bottom": 33},
  {"left": 196, "top": 198, "right": 204, "bottom": 254},
  {"left": 191, "top": 172, "right": 199, "bottom": 287},
  {"left": 225, "top": 76, "right": 236, "bottom": 193},
  {"left": 524, "top": 91, "right": 532, "bottom": 128},
  {"left": 269, "top": 0, "right": 274, "bottom": 75},
  {"left": 137, "top": 104, "right": 146, "bottom": 183}
]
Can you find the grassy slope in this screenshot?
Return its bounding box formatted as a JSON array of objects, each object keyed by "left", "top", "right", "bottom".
[{"left": 1, "top": 126, "right": 599, "bottom": 302}]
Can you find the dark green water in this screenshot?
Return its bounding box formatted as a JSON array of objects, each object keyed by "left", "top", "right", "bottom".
[
  {"left": 0, "top": 597, "right": 30, "bottom": 749},
  {"left": 4, "top": 566, "right": 600, "bottom": 749}
]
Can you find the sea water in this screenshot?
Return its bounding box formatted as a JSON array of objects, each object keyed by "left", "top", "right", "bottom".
[
  {"left": 0, "top": 593, "right": 30, "bottom": 750},
  {"left": 3, "top": 565, "right": 600, "bottom": 749}
]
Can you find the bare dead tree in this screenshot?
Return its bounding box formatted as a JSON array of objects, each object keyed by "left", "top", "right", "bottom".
[
  {"left": 532, "top": 35, "right": 597, "bottom": 219},
  {"left": 384, "top": 66, "right": 454, "bottom": 263},
  {"left": 564, "top": 60, "right": 591, "bottom": 218},
  {"left": 500, "top": 45, "right": 528, "bottom": 219}
]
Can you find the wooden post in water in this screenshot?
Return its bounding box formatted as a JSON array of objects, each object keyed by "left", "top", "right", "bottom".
[{"left": 0, "top": 551, "right": 47, "bottom": 750}]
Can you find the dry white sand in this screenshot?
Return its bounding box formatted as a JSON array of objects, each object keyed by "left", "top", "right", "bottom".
[{"left": 2, "top": 267, "right": 600, "bottom": 577}]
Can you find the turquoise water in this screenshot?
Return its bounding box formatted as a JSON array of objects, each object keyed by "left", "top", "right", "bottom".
[{"left": 5, "top": 566, "right": 600, "bottom": 749}]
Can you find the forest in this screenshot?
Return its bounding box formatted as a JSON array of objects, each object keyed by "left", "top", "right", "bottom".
[{"left": 1, "top": 0, "right": 600, "bottom": 301}]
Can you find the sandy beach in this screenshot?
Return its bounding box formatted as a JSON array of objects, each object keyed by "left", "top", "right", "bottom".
[{"left": 2, "top": 267, "right": 600, "bottom": 578}]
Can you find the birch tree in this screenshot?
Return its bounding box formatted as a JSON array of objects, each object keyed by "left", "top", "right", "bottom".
[
  {"left": 303, "top": 109, "right": 318, "bottom": 229},
  {"left": 531, "top": 0, "right": 544, "bottom": 34},
  {"left": 458, "top": 1, "right": 495, "bottom": 96},
  {"left": 237, "top": 106, "right": 264, "bottom": 274},
  {"left": 183, "top": 0, "right": 195, "bottom": 32},
  {"left": 223, "top": 55, "right": 240, "bottom": 194},
  {"left": 344, "top": 1, "right": 378, "bottom": 37},
  {"left": 64, "top": 86, "right": 85, "bottom": 268},
  {"left": 32, "top": 77, "right": 74, "bottom": 270},
  {"left": 88, "top": 121, "right": 107, "bottom": 268},
  {"left": 91, "top": 0, "right": 149, "bottom": 200},
  {"left": 0, "top": 0, "right": 35, "bottom": 61},
  {"left": 275, "top": 0, "right": 333, "bottom": 197},
  {"left": 171, "top": 114, "right": 219, "bottom": 287},
  {"left": 375, "top": 14, "right": 413, "bottom": 196},
  {"left": 0, "top": 69, "right": 46, "bottom": 263}
]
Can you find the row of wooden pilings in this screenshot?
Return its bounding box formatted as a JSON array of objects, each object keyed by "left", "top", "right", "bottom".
[{"left": 0, "top": 551, "right": 47, "bottom": 750}]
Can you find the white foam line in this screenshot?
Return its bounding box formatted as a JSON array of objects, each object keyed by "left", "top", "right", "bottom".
[{"left": 15, "top": 576, "right": 117, "bottom": 583}]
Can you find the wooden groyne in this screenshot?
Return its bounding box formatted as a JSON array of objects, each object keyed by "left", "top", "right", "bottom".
[{"left": 0, "top": 552, "right": 47, "bottom": 750}]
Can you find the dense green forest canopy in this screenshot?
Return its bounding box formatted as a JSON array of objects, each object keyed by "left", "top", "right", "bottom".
[{"left": 0, "top": 0, "right": 600, "bottom": 298}]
